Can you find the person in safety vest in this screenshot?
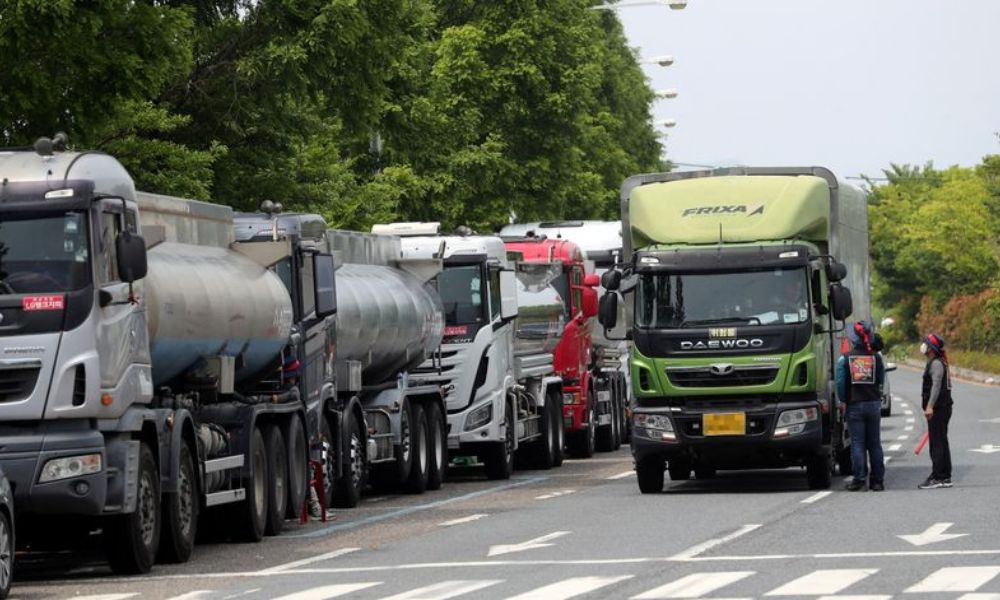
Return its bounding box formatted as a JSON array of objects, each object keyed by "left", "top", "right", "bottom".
[
  {"left": 835, "top": 320, "right": 886, "bottom": 491},
  {"left": 919, "top": 333, "right": 954, "bottom": 489}
]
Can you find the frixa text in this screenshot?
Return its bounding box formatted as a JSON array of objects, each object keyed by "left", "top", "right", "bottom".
[
  {"left": 681, "top": 204, "right": 764, "bottom": 217},
  {"left": 679, "top": 338, "right": 765, "bottom": 350}
]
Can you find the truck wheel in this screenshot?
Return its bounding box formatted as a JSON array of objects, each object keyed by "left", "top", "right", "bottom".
[
  {"left": 159, "top": 442, "right": 198, "bottom": 563},
  {"left": 320, "top": 414, "right": 338, "bottom": 507},
  {"left": 235, "top": 426, "right": 268, "bottom": 542},
  {"left": 285, "top": 413, "right": 308, "bottom": 519},
  {"left": 595, "top": 388, "right": 615, "bottom": 453},
  {"left": 551, "top": 392, "right": 565, "bottom": 468},
  {"left": 426, "top": 403, "right": 446, "bottom": 491},
  {"left": 807, "top": 453, "right": 833, "bottom": 490},
  {"left": 636, "top": 456, "right": 665, "bottom": 494},
  {"left": 568, "top": 396, "right": 597, "bottom": 458},
  {"left": 484, "top": 402, "right": 514, "bottom": 480},
  {"left": 332, "top": 412, "right": 365, "bottom": 508},
  {"left": 404, "top": 404, "right": 430, "bottom": 493},
  {"left": 611, "top": 397, "right": 622, "bottom": 451},
  {"left": 106, "top": 442, "right": 161, "bottom": 574},
  {"left": 668, "top": 458, "right": 691, "bottom": 481},
  {"left": 529, "top": 394, "right": 557, "bottom": 470},
  {"left": 0, "top": 509, "right": 10, "bottom": 599},
  {"left": 835, "top": 445, "right": 853, "bottom": 477},
  {"left": 264, "top": 425, "right": 288, "bottom": 536}
]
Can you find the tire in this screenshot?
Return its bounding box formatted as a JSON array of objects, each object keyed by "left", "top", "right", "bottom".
[
  {"left": 159, "top": 442, "right": 198, "bottom": 563},
  {"left": 611, "top": 396, "right": 622, "bottom": 451},
  {"left": 636, "top": 456, "right": 665, "bottom": 494},
  {"left": 332, "top": 412, "right": 365, "bottom": 508},
  {"left": 235, "top": 426, "right": 268, "bottom": 542},
  {"left": 528, "top": 394, "right": 557, "bottom": 470},
  {"left": 568, "top": 396, "right": 597, "bottom": 458},
  {"left": 835, "top": 445, "right": 853, "bottom": 477},
  {"left": 372, "top": 401, "right": 417, "bottom": 492},
  {"left": 619, "top": 376, "right": 631, "bottom": 445},
  {"left": 264, "top": 425, "right": 288, "bottom": 536},
  {"left": 694, "top": 466, "right": 717, "bottom": 480},
  {"left": 404, "top": 404, "right": 430, "bottom": 494},
  {"left": 807, "top": 453, "right": 833, "bottom": 490},
  {"left": 595, "top": 386, "right": 615, "bottom": 453},
  {"left": 484, "top": 401, "right": 514, "bottom": 480},
  {"left": 668, "top": 458, "right": 691, "bottom": 481},
  {"left": 0, "top": 510, "right": 12, "bottom": 600},
  {"left": 106, "top": 442, "right": 160, "bottom": 574},
  {"left": 552, "top": 393, "right": 565, "bottom": 468},
  {"left": 285, "top": 413, "right": 308, "bottom": 519},
  {"left": 320, "top": 414, "right": 338, "bottom": 507},
  {"left": 881, "top": 400, "right": 891, "bottom": 417},
  {"left": 426, "top": 402, "right": 446, "bottom": 491}
]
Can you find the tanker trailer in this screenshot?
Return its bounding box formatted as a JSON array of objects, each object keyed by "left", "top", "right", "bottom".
[
  {"left": 373, "top": 223, "right": 566, "bottom": 478},
  {"left": 0, "top": 142, "right": 336, "bottom": 576}
]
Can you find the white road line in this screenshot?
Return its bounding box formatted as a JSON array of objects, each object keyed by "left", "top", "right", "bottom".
[
  {"left": 884, "top": 456, "right": 893, "bottom": 464},
  {"left": 897, "top": 434, "right": 909, "bottom": 440},
  {"left": 223, "top": 591, "right": 260, "bottom": 600},
  {"left": 633, "top": 571, "right": 754, "bottom": 598},
  {"left": 272, "top": 583, "right": 382, "bottom": 600},
  {"left": 506, "top": 575, "right": 634, "bottom": 600},
  {"left": 438, "top": 514, "right": 489, "bottom": 527},
  {"left": 905, "top": 425, "right": 915, "bottom": 431},
  {"left": 379, "top": 579, "right": 503, "bottom": 600},
  {"left": 670, "top": 524, "right": 763, "bottom": 560},
  {"left": 818, "top": 596, "right": 891, "bottom": 600},
  {"left": 535, "top": 489, "right": 575, "bottom": 500},
  {"left": 888, "top": 444, "right": 902, "bottom": 452},
  {"left": 906, "top": 417, "right": 916, "bottom": 423},
  {"left": 258, "top": 547, "right": 360, "bottom": 574},
  {"left": 904, "top": 409, "right": 914, "bottom": 415},
  {"left": 608, "top": 470, "right": 635, "bottom": 480},
  {"left": 905, "top": 566, "right": 1000, "bottom": 593},
  {"left": 167, "top": 593, "right": 214, "bottom": 600},
  {"left": 801, "top": 491, "right": 833, "bottom": 504},
  {"left": 765, "top": 569, "right": 877, "bottom": 596},
  {"left": 959, "top": 595, "right": 1000, "bottom": 600},
  {"left": 71, "top": 595, "right": 139, "bottom": 600}
]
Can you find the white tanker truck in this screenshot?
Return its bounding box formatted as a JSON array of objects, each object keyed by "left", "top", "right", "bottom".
[
  {"left": 372, "top": 223, "right": 565, "bottom": 478},
  {"left": 0, "top": 141, "right": 445, "bottom": 575}
]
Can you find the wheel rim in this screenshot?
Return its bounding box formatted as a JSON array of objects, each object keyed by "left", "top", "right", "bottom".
[
  {"left": 433, "top": 419, "right": 444, "bottom": 469},
  {"left": 178, "top": 455, "right": 194, "bottom": 536},
  {"left": 416, "top": 419, "right": 428, "bottom": 472},
  {"left": 349, "top": 432, "right": 363, "bottom": 489},
  {"left": 139, "top": 468, "right": 156, "bottom": 546},
  {"left": 0, "top": 516, "right": 10, "bottom": 591},
  {"left": 323, "top": 435, "right": 335, "bottom": 501},
  {"left": 401, "top": 408, "right": 412, "bottom": 464},
  {"left": 588, "top": 405, "right": 596, "bottom": 447},
  {"left": 253, "top": 441, "right": 266, "bottom": 513}
]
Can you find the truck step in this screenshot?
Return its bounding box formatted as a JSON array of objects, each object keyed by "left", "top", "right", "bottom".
[
  {"left": 205, "top": 488, "right": 246, "bottom": 507},
  {"left": 204, "top": 455, "right": 245, "bottom": 474}
]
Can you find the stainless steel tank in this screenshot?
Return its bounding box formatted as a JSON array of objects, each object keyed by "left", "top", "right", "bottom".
[
  {"left": 513, "top": 276, "right": 565, "bottom": 358},
  {"left": 335, "top": 263, "right": 444, "bottom": 383},
  {"left": 144, "top": 242, "right": 294, "bottom": 386}
]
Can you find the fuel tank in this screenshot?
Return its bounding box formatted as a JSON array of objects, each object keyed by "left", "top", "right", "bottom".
[{"left": 513, "top": 269, "right": 565, "bottom": 357}]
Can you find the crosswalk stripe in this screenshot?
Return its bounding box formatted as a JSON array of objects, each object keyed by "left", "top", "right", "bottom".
[
  {"left": 632, "top": 571, "right": 754, "bottom": 598},
  {"left": 505, "top": 575, "right": 633, "bottom": 600},
  {"left": 272, "top": 583, "right": 382, "bottom": 600},
  {"left": 765, "top": 569, "right": 877, "bottom": 596},
  {"left": 905, "top": 566, "right": 1000, "bottom": 593},
  {"left": 817, "top": 596, "right": 892, "bottom": 600},
  {"left": 380, "top": 580, "right": 503, "bottom": 600}
]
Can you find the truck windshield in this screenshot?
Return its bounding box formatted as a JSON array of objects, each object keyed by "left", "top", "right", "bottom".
[
  {"left": 0, "top": 212, "right": 90, "bottom": 294},
  {"left": 437, "top": 264, "right": 486, "bottom": 325},
  {"left": 636, "top": 267, "right": 809, "bottom": 329}
]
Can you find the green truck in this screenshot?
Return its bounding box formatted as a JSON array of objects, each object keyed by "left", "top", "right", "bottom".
[{"left": 599, "top": 167, "right": 869, "bottom": 492}]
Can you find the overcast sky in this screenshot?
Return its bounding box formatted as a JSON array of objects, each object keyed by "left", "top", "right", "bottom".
[{"left": 616, "top": 0, "right": 1000, "bottom": 179}]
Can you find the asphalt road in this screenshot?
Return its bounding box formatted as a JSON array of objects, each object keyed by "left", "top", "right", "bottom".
[{"left": 12, "top": 366, "right": 1000, "bottom": 600}]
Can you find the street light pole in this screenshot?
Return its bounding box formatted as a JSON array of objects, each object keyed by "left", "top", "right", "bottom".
[
  {"left": 592, "top": 0, "right": 688, "bottom": 10},
  {"left": 642, "top": 55, "right": 675, "bottom": 67}
]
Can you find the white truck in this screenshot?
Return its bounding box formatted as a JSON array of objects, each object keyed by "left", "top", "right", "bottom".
[{"left": 372, "top": 223, "right": 565, "bottom": 478}]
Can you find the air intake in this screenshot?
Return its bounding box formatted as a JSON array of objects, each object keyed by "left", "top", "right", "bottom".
[{"left": 72, "top": 365, "right": 86, "bottom": 406}]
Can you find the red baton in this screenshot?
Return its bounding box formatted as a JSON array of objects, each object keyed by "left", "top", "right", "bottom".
[{"left": 914, "top": 431, "right": 930, "bottom": 455}]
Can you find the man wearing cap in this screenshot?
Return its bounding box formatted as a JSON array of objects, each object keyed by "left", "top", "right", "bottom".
[
  {"left": 835, "top": 320, "right": 886, "bottom": 491},
  {"left": 919, "top": 333, "right": 954, "bottom": 489}
]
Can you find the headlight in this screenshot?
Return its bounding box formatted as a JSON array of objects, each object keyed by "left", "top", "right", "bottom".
[
  {"left": 39, "top": 453, "right": 102, "bottom": 483},
  {"left": 563, "top": 392, "right": 580, "bottom": 405},
  {"left": 774, "top": 407, "right": 818, "bottom": 438},
  {"left": 633, "top": 413, "right": 676, "bottom": 441},
  {"left": 464, "top": 403, "right": 493, "bottom": 431}
]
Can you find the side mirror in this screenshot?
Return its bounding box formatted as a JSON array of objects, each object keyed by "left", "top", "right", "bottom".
[
  {"left": 581, "top": 286, "right": 598, "bottom": 319},
  {"left": 829, "top": 283, "right": 853, "bottom": 321},
  {"left": 116, "top": 232, "right": 148, "bottom": 283},
  {"left": 885, "top": 362, "right": 898, "bottom": 372},
  {"left": 583, "top": 273, "right": 600, "bottom": 288},
  {"left": 598, "top": 293, "right": 619, "bottom": 329},
  {"left": 601, "top": 270, "right": 622, "bottom": 291},
  {"left": 499, "top": 269, "right": 518, "bottom": 320},
  {"left": 313, "top": 253, "right": 337, "bottom": 318},
  {"left": 826, "top": 261, "right": 847, "bottom": 283}
]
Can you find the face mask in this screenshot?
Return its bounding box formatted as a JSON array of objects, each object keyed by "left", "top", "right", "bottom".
[{"left": 920, "top": 342, "right": 929, "bottom": 355}]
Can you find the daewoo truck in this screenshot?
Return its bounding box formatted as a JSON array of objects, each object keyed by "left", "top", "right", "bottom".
[
  {"left": 501, "top": 220, "right": 632, "bottom": 447},
  {"left": 599, "top": 168, "right": 868, "bottom": 492},
  {"left": 502, "top": 233, "right": 623, "bottom": 457},
  {"left": 373, "top": 223, "right": 565, "bottom": 478}
]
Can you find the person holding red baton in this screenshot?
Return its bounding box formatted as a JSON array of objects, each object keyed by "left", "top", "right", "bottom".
[{"left": 919, "top": 333, "right": 954, "bottom": 489}]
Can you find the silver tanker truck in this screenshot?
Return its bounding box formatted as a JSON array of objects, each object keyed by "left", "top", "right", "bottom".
[{"left": 372, "top": 223, "right": 565, "bottom": 478}]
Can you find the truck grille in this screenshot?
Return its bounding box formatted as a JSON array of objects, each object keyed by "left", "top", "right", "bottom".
[
  {"left": 0, "top": 367, "right": 41, "bottom": 403},
  {"left": 666, "top": 365, "right": 779, "bottom": 388}
]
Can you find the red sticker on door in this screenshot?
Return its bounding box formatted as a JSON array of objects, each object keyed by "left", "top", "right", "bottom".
[
  {"left": 849, "top": 355, "right": 875, "bottom": 385},
  {"left": 443, "top": 325, "right": 468, "bottom": 337},
  {"left": 22, "top": 295, "right": 65, "bottom": 311}
]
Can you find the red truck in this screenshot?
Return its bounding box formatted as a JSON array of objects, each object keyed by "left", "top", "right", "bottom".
[{"left": 503, "top": 235, "right": 626, "bottom": 457}]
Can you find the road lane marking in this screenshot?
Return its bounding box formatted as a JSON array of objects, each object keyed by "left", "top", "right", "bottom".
[
  {"left": 608, "top": 470, "right": 635, "bottom": 480},
  {"left": 905, "top": 425, "right": 914, "bottom": 431},
  {"left": 818, "top": 596, "right": 891, "bottom": 600},
  {"left": 222, "top": 590, "right": 260, "bottom": 600},
  {"left": 899, "top": 522, "right": 968, "bottom": 546},
  {"left": 379, "top": 579, "right": 503, "bottom": 600},
  {"left": 272, "top": 583, "right": 381, "bottom": 600},
  {"left": 904, "top": 409, "right": 914, "bottom": 415},
  {"left": 438, "top": 514, "right": 488, "bottom": 527},
  {"left": 897, "top": 435, "right": 909, "bottom": 440},
  {"left": 632, "top": 571, "right": 754, "bottom": 598},
  {"left": 670, "top": 523, "right": 763, "bottom": 560},
  {"left": 959, "top": 595, "right": 1000, "bottom": 600},
  {"left": 905, "top": 566, "right": 1000, "bottom": 593},
  {"left": 765, "top": 569, "right": 877, "bottom": 596},
  {"left": 535, "top": 489, "right": 575, "bottom": 500},
  {"left": 258, "top": 547, "right": 360, "bottom": 574},
  {"left": 167, "top": 593, "right": 214, "bottom": 600},
  {"left": 287, "top": 476, "right": 547, "bottom": 538},
  {"left": 801, "top": 491, "right": 833, "bottom": 504},
  {"left": 506, "top": 575, "right": 633, "bottom": 600},
  {"left": 906, "top": 418, "right": 916, "bottom": 423},
  {"left": 888, "top": 444, "right": 902, "bottom": 452},
  {"left": 71, "top": 595, "right": 139, "bottom": 600},
  {"left": 488, "top": 531, "right": 571, "bottom": 557}
]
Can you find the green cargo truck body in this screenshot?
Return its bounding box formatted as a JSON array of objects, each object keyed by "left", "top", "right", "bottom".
[{"left": 600, "top": 167, "right": 869, "bottom": 492}]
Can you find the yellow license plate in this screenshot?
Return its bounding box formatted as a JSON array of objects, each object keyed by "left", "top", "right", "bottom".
[{"left": 703, "top": 412, "right": 746, "bottom": 436}]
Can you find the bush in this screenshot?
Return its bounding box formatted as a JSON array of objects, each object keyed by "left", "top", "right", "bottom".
[{"left": 915, "top": 289, "right": 1000, "bottom": 353}]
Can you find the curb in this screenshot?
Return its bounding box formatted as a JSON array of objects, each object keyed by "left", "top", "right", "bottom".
[{"left": 900, "top": 358, "right": 1000, "bottom": 386}]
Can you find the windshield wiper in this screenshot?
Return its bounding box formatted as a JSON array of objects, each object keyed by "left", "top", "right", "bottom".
[{"left": 679, "top": 317, "right": 761, "bottom": 327}]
